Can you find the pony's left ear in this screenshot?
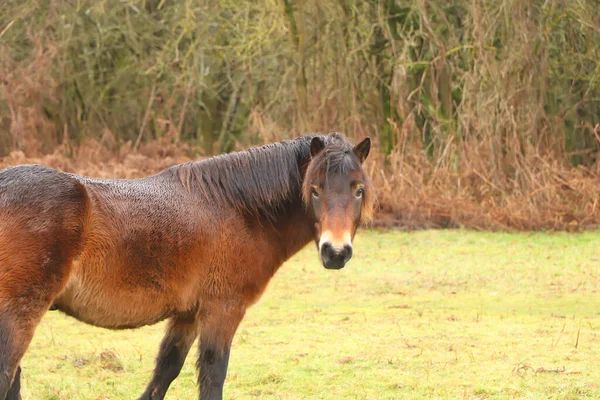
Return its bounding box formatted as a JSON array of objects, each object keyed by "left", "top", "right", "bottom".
[
  {"left": 310, "top": 136, "right": 325, "bottom": 157},
  {"left": 353, "top": 137, "right": 371, "bottom": 163}
]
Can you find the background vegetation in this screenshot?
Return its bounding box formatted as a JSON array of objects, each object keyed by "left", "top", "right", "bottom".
[{"left": 1, "top": 0, "right": 599, "bottom": 230}]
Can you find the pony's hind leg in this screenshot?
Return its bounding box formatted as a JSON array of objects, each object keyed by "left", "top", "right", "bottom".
[
  {"left": 0, "top": 257, "right": 75, "bottom": 400},
  {"left": 0, "top": 307, "right": 41, "bottom": 400},
  {"left": 0, "top": 249, "right": 81, "bottom": 400},
  {"left": 0, "top": 171, "right": 88, "bottom": 400},
  {"left": 0, "top": 238, "right": 81, "bottom": 400},
  {"left": 0, "top": 244, "right": 84, "bottom": 400},
  {"left": 138, "top": 317, "right": 199, "bottom": 400},
  {"left": 0, "top": 320, "right": 14, "bottom": 400}
]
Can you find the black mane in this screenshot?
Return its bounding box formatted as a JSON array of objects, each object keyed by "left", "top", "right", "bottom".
[{"left": 169, "top": 133, "right": 357, "bottom": 221}]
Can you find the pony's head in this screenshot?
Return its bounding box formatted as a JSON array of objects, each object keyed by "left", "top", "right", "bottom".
[{"left": 303, "top": 133, "right": 374, "bottom": 269}]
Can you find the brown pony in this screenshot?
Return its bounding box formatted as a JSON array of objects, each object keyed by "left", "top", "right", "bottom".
[{"left": 0, "top": 133, "right": 373, "bottom": 400}]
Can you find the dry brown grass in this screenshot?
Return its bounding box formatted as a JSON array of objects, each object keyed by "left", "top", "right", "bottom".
[
  {"left": 2, "top": 129, "right": 600, "bottom": 232},
  {"left": 0, "top": 136, "right": 192, "bottom": 179},
  {"left": 0, "top": 34, "right": 60, "bottom": 155},
  {"left": 369, "top": 123, "right": 600, "bottom": 231}
]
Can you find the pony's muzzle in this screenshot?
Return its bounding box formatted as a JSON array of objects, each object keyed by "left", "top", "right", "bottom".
[{"left": 320, "top": 242, "right": 353, "bottom": 269}]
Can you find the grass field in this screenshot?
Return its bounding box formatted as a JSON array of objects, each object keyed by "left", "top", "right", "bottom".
[{"left": 20, "top": 230, "right": 600, "bottom": 399}]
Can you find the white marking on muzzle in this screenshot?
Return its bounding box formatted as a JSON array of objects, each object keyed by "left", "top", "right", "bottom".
[{"left": 319, "top": 230, "right": 352, "bottom": 252}]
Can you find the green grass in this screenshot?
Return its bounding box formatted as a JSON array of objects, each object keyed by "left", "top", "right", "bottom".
[{"left": 21, "top": 230, "right": 600, "bottom": 399}]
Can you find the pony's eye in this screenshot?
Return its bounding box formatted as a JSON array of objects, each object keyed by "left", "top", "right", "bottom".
[
  {"left": 355, "top": 187, "right": 364, "bottom": 198},
  {"left": 311, "top": 187, "right": 320, "bottom": 199}
]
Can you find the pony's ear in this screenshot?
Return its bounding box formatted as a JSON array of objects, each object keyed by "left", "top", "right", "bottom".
[
  {"left": 353, "top": 137, "right": 371, "bottom": 163},
  {"left": 310, "top": 136, "right": 325, "bottom": 157}
]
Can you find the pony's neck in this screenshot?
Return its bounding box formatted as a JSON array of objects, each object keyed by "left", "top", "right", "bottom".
[
  {"left": 170, "top": 137, "right": 318, "bottom": 265},
  {"left": 234, "top": 139, "right": 316, "bottom": 261},
  {"left": 174, "top": 137, "right": 315, "bottom": 221},
  {"left": 267, "top": 184, "right": 316, "bottom": 262}
]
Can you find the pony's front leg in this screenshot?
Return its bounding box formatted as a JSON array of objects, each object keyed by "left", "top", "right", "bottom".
[
  {"left": 197, "top": 300, "right": 245, "bottom": 400},
  {"left": 5, "top": 366, "right": 21, "bottom": 400},
  {"left": 138, "top": 317, "right": 199, "bottom": 400}
]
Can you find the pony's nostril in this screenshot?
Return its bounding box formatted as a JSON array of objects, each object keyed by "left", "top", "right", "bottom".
[
  {"left": 320, "top": 243, "right": 333, "bottom": 259},
  {"left": 341, "top": 245, "right": 353, "bottom": 262}
]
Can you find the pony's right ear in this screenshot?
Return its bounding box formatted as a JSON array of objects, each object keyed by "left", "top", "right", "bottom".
[
  {"left": 310, "top": 137, "right": 325, "bottom": 157},
  {"left": 353, "top": 137, "right": 371, "bottom": 163}
]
